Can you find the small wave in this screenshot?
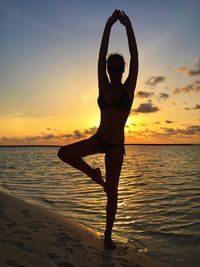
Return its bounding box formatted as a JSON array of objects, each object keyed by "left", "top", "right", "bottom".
[
  {"left": 39, "top": 197, "right": 56, "bottom": 204},
  {"left": 142, "top": 229, "right": 200, "bottom": 242}
]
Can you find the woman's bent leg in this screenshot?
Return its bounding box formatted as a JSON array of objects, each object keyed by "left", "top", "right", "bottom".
[
  {"left": 104, "top": 146, "right": 124, "bottom": 249},
  {"left": 57, "top": 135, "right": 105, "bottom": 188}
]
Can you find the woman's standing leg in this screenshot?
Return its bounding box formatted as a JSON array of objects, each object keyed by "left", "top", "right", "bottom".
[
  {"left": 57, "top": 135, "right": 105, "bottom": 189},
  {"left": 104, "top": 146, "right": 124, "bottom": 249}
]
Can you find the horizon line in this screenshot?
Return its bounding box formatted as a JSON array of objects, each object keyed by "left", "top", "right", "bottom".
[{"left": 0, "top": 144, "right": 199, "bottom": 147}]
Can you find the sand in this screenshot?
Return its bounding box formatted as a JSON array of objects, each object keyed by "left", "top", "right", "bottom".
[{"left": 0, "top": 190, "right": 173, "bottom": 267}]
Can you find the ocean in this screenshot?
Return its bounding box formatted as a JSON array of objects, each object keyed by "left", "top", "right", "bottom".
[{"left": 0, "top": 145, "right": 199, "bottom": 267}]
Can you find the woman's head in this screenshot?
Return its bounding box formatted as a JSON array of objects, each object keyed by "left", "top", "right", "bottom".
[{"left": 107, "top": 53, "right": 125, "bottom": 83}]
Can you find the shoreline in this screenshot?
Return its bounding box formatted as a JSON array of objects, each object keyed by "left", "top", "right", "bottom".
[{"left": 0, "top": 190, "right": 173, "bottom": 267}]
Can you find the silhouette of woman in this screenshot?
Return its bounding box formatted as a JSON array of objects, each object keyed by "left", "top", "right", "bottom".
[{"left": 58, "top": 10, "right": 138, "bottom": 250}]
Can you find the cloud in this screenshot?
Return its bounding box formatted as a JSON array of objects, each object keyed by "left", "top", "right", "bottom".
[
  {"left": 136, "top": 91, "right": 154, "bottom": 98},
  {"left": 173, "top": 83, "right": 200, "bottom": 94},
  {"left": 70, "top": 127, "right": 98, "bottom": 140},
  {"left": 184, "top": 104, "right": 200, "bottom": 110},
  {"left": 71, "top": 126, "right": 97, "bottom": 139},
  {"left": 73, "top": 130, "right": 85, "bottom": 139},
  {"left": 196, "top": 57, "right": 200, "bottom": 64},
  {"left": 46, "top": 128, "right": 58, "bottom": 131},
  {"left": 0, "top": 109, "right": 33, "bottom": 118},
  {"left": 176, "top": 57, "right": 200, "bottom": 76},
  {"left": 176, "top": 67, "right": 200, "bottom": 76},
  {"left": 61, "top": 134, "right": 73, "bottom": 138},
  {"left": 161, "top": 125, "right": 200, "bottom": 136},
  {"left": 194, "top": 104, "right": 200, "bottom": 109},
  {"left": 133, "top": 101, "right": 159, "bottom": 114},
  {"left": 2, "top": 134, "right": 57, "bottom": 142},
  {"left": 145, "top": 76, "right": 165, "bottom": 86},
  {"left": 165, "top": 120, "right": 173, "bottom": 123},
  {"left": 127, "top": 125, "right": 200, "bottom": 140},
  {"left": 158, "top": 93, "right": 170, "bottom": 100},
  {"left": 1, "top": 126, "right": 99, "bottom": 144},
  {"left": 84, "top": 126, "right": 97, "bottom": 135},
  {"left": 2, "top": 136, "right": 20, "bottom": 142},
  {"left": 43, "top": 134, "right": 56, "bottom": 140}
]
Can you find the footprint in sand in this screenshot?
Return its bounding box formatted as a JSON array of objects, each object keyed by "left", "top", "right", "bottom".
[
  {"left": 58, "top": 224, "right": 65, "bottom": 232},
  {"left": 57, "top": 262, "right": 75, "bottom": 267},
  {"left": 7, "top": 222, "right": 17, "bottom": 228},
  {"left": 8, "top": 240, "right": 35, "bottom": 253},
  {"left": 47, "top": 252, "right": 59, "bottom": 259},
  {"left": 5, "top": 259, "right": 23, "bottom": 266},
  {"left": 56, "top": 232, "right": 71, "bottom": 244},
  {"left": 88, "top": 245, "right": 97, "bottom": 250},
  {"left": 28, "top": 224, "right": 39, "bottom": 233},
  {"left": 13, "top": 230, "right": 33, "bottom": 241},
  {"left": 0, "top": 209, "right": 5, "bottom": 216},
  {"left": 72, "top": 243, "right": 84, "bottom": 249},
  {"left": 21, "top": 209, "right": 31, "bottom": 219},
  {"left": 31, "top": 220, "right": 47, "bottom": 229}
]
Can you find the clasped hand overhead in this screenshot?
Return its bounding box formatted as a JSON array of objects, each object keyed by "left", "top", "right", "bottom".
[{"left": 107, "top": 10, "right": 132, "bottom": 27}]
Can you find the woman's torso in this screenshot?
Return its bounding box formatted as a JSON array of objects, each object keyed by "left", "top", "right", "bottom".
[{"left": 97, "top": 83, "right": 133, "bottom": 144}]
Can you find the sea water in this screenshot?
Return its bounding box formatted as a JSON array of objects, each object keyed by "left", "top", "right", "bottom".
[{"left": 0, "top": 145, "right": 199, "bottom": 267}]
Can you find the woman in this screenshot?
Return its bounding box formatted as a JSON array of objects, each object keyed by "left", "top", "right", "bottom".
[{"left": 58, "top": 10, "right": 138, "bottom": 250}]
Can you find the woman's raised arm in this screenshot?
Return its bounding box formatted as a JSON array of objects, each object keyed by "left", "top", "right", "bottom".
[
  {"left": 119, "top": 11, "right": 138, "bottom": 92},
  {"left": 98, "top": 11, "right": 118, "bottom": 92}
]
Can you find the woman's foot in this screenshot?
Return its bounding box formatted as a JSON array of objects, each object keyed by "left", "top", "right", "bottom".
[
  {"left": 104, "top": 237, "right": 117, "bottom": 250},
  {"left": 90, "top": 168, "right": 106, "bottom": 192}
]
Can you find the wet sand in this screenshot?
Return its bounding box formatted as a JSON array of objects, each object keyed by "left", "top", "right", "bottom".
[{"left": 0, "top": 190, "right": 173, "bottom": 267}]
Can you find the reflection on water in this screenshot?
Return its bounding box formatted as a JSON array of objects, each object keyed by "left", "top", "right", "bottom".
[{"left": 0, "top": 145, "right": 200, "bottom": 267}]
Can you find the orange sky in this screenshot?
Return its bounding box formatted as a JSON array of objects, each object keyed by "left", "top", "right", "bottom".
[{"left": 1, "top": 1, "right": 200, "bottom": 145}]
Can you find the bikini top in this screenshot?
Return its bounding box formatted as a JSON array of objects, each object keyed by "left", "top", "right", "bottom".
[{"left": 98, "top": 91, "right": 132, "bottom": 111}]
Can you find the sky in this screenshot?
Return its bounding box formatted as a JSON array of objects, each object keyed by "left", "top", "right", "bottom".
[{"left": 1, "top": 0, "right": 200, "bottom": 145}]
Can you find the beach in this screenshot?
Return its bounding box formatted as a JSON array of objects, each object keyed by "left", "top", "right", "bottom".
[{"left": 0, "top": 190, "right": 173, "bottom": 267}]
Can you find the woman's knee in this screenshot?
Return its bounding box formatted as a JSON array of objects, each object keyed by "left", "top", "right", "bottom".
[
  {"left": 57, "top": 147, "right": 63, "bottom": 160},
  {"left": 57, "top": 146, "right": 71, "bottom": 161}
]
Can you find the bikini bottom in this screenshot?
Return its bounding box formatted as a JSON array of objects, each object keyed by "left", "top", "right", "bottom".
[{"left": 92, "top": 133, "right": 125, "bottom": 155}]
